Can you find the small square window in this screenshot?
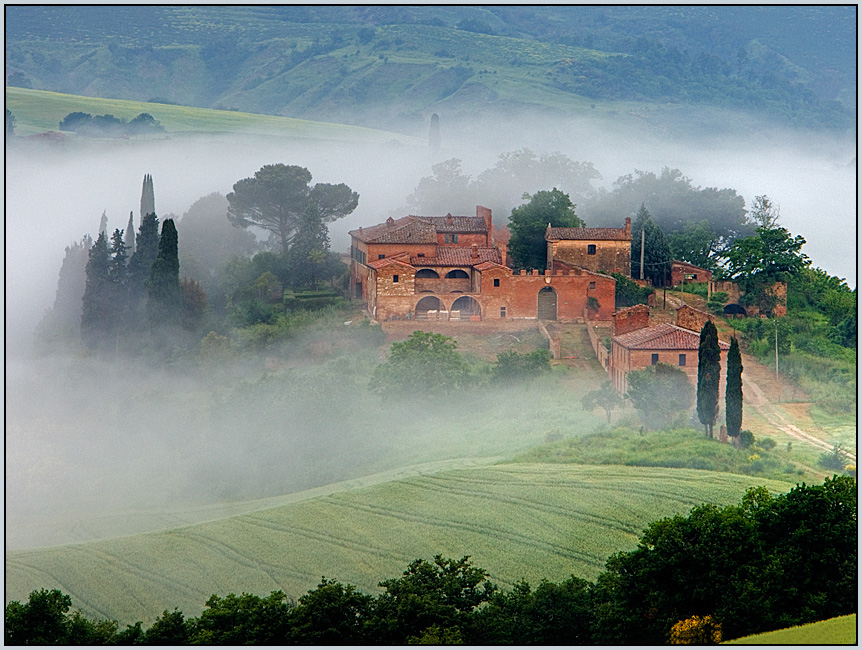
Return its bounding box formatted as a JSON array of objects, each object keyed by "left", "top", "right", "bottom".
[
  {"left": 589, "top": 281, "right": 596, "bottom": 289},
  {"left": 651, "top": 353, "right": 659, "bottom": 365},
  {"left": 493, "top": 278, "right": 500, "bottom": 287},
  {"left": 417, "top": 253, "right": 425, "bottom": 257},
  {"left": 679, "top": 353, "right": 686, "bottom": 366},
  {"left": 587, "top": 244, "right": 597, "bottom": 255},
  {"left": 393, "top": 275, "right": 399, "bottom": 283},
  {"left": 378, "top": 254, "right": 385, "bottom": 259},
  {"left": 500, "top": 307, "right": 506, "bottom": 318}
]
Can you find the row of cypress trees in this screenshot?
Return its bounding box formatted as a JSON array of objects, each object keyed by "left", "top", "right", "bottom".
[
  {"left": 79, "top": 175, "right": 189, "bottom": 351},
  {"left": 697, "top": 319, "right": 743, "bottom": 438}
]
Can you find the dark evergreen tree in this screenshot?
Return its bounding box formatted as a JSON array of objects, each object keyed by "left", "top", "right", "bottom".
[
  {"left": 52, "top": 235, "right": 92, "bottom": 328},
  {"left": 140, "top": 173, "right": 155, "bottom": 219},
  {"left": 98, "top": 210, "right": 108, "bottom": 237},
  {"left": 287, "top": 206, "right": 331, "bottom": 288},
  {"left": 428, "top": 113, "right": 441, "bottom": 153},
  {"left": 147, "top": 219, "right": 182, "bottom": 331},
  {"left": 127, "top": 211, "right": 160, "bottom": 307},
  {"left": 80, "top": 232, "right": 112, "bottom": 348},
  {"left": 630, "top": 204, "right": 672, "bottom": 286},
  {"left": 126, "top": 211, "right": 136, "bottom": 256},
  {"left": 725, "top": 336, "right": 743, "bottom": 438},
  {"left": 697, "top": 320, "right": 721, "bottom": 438}
]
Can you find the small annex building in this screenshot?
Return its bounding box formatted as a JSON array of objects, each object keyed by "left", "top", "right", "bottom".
[
  {"left": 349, "top": 206, "right": 617, "bottom": 322},
  {"left": 545, "top": 218, "right": 632, "bottom": 276},
  {"left": 671, "top": 260, "right": 713, "bottom": 288},
  {"left": 609, "top": 304, "right": 729, "bottom": 394}
]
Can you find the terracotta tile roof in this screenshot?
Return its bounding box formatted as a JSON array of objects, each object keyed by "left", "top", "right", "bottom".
[
  {"left": 418, "top": 215, "right": 488, "bottom": 233},
  {"left": 672, "top": 259, "right": 712, "bottom": 272},
  {"left": 349, "top": 216, "right": 437, "bottom": 244},
  {"left": 410, "top": 247, "right": 502, "bottom": 267},
  {"left": 367, "top": 256, "right": 415, "bottom": 270},
  {"left": 612, "top": 322, "right": 730, "bottom": 351},
  {"left": 546, "top": 226, "right": 631, "bottom": 241},
  {"left": 473, "top": 260, "right": 509, "bottom": 272}
]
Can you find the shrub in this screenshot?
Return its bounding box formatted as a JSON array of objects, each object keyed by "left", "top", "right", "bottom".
[
  {"left": 669, "top": 614, "right": 722, "bottom": 644},
  {"left": 738, "top": 430, "right": 754, "bottom": 448}
]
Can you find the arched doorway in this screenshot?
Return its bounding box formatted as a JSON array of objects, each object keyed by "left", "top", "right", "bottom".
[
  {"left": 415, "top": 268, "right": 440, "bottom": 278},
  {"left": 723, "top": 303, "right": 747, "bottom": 318},
  {"left": 450, "top": 295, "right": 480, "bottom": 320},
  {"left": 415, "top": 296, "right": 443, "bottom": 320},
  {"left": 537, "top": 287, "right": 558, "bottom": 320}
]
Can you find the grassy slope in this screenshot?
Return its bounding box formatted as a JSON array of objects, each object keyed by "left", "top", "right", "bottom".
[
  {"left": 6, "top": 464, "right": 792, "bottom": 625},
  {"left": 724, "top": 614, "right": 856, "bottom": 644},
  {"left": 4, "top": 87, "right": 423, "bottom": 144}
]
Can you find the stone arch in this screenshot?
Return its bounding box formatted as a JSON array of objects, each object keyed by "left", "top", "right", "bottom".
[
  {"left": 537, "top": 286, "right": 558, "bottom": 320},
  {"left": 446, "top": 269, "right": 469, "bottom": 279},
  {"left": 415, "top": 296, "right": 443, "bottom": 320},
  {"left": 450, "top": 295, "right": 480, "bottom": 320},
  {"left": 723, "top": 303, "right": 747, "bottom": 317},
  {"left": 415, "top": 268, "right": 440, "bottom": 278}
]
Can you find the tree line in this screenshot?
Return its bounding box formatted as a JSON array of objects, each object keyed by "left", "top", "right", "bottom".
[{"left": 6, "top": 476, "right": 855, "bottom": 645}]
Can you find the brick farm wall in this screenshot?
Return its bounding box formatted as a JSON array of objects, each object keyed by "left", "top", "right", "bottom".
[
  {"left": 613, "top": 304, "right": 650, "bottom": 335},
  {"left": 676, "top": 305, "right": 714, "bottom": 333},
  {"left": 549, "top": 240, "right": 631, "bottom": 276}
]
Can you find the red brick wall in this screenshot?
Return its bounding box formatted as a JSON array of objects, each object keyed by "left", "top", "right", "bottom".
[
  {"left": 613, "top": 304, "right": 650, "bottom": 335},
  {"left": 676, "top": 305, "right": 713, "bottom": 333},
  {"left": 671, "top": 261, "right": 712, "bottom": 286},
  {"left": 436, "top": 233, "right": 487, "bottom": 247},
  {"left": 613, "top": 345, "right": 727, "bottom": 400},
  {"left": 366, "top": 242, "right": 437, "bottom": 259},
  {"left": 415, "top": 277, "right": 472, "bottom": 293}
]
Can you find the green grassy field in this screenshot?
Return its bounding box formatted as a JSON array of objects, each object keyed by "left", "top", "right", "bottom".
[
  {"left": 6, "top": 464, "right": 792, "bottom": 625},
  {"left": 5, "top": 87, "right": 423, "bottom": 144},
  {"left": 724, "top": 614, "right": 856, "bottom": 644}
]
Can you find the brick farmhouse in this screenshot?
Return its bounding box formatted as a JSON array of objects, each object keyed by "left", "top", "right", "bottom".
[
  {"left": 609, "top": 303, "right": 730, "bottom": 395},
  {"left": 349, "top": 207, "right": 632, "bottom": 323}
]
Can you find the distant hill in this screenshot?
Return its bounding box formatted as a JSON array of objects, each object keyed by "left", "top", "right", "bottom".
[
  {"left": 724, "top": 614, "right": 856, "bottom": 644},
  {"left": 5, "top": 6, "right": 855, "bottom": 135}
]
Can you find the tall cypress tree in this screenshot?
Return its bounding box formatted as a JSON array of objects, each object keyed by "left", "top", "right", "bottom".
[
  {"left": 51, "top": 234, "right": 92, "bottom": 329},
  {"left": 126, "top": 211, "right": 136, "bottom": 256},
  {"left": 147, "top": 218, "right": 182, "bottom": 330},
  {"left": 697, "top": 320, "right": 721, "bottom": 438},
  {"left": 80, "top": 232, "right": 111, "bottom": 348},
  {"left": 725, "top": 337, "right": 743, "bottom": 438},
  {"left": 140, "top": 173, "right": 155, "bottom": 219},
  {"left": 128, "top": 211, "right": 160, "bottom": 305}
]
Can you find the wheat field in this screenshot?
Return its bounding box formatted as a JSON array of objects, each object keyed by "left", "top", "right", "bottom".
[{"left": 6, "top": 463, "right": 792, "bottom": 625}]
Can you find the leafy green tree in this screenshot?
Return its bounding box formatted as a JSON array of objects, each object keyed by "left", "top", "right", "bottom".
[
  {"left": 667, "top": 219, "right": 721, "bottom": 272},
  {"left": 697, "top": 320, "right": 721, "bottom": 438},
  {"left": 370, "top": 331, "right": 469, "bottom": 397},
  {"left": 509, "top": 188, "right": 583, "bottom": 270},
  {"left": 290, "top": 578, "right": 373, "bottom": 644},
  {"left": 582, "top": 381, "right": 624, "bottom": 423},
  {"left": 180, "top": 277, "right": 208, "bottom": 332},
  {"left": 127, "top": 112, "right": 164, "bottom": 134},
  {"left": 143, "top": 609, "right": 190, "bottom": 645},
  {"left": 147, "top": 218, "right": 182, "bottom": 330},
  {"left": 368, "top": 555, "right": 496, "bottom": 645},
  {"left": 80, "top": 232, "right": 112, "bottom": 348},
  {"left": 749, "top": 194, "right": 780, "bottom": 229},
  {"left": 492, "top": 348, "right": 551, "bottom": 381},
  {"left": 719, "top": 225, "right": 808, "bottom": 291},
  {"left": 227, "top": 163, "right": 358, "bottom": 255},
  {"left": 725, "top": 337, "right": 743, "bottom": 438},
  {"left": 59, "top": 111, "right": 92, "bottom": 131},
  {"left": 188, "top": 591, "right": 293, "bottom": 645},
  {"left": 607, "top": 271, "right": 654, "bottom": 308},
  {"left": 630, "top": 204, "right": 672, "bottom": 286},
  {"left": 5, "top": 588, "right": 73, "bottom": 645},
  {"left": 625, "top": 363, "right": 694, "bottom": 430},
  {"left": 583, "top": 167, "right": 749, "bottom": 242}
]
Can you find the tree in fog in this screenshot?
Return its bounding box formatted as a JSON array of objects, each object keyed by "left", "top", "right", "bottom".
[
  {"left": 406, "top": 158, "right": 477, "bottom": 215},
  {"left": 725, "top": 336, "right": 743, "bottom": 439},
  {"left": 428, "top": 112, "right": 441, "bottom": 153},
  {"left": 625, "top": 363, "right": 694, "bottom": 430},
  {"left": 508, "top": 188, "right": 583, "bottom": 271},
  {"left": 227, "top": 164, "right": 358, "bottom": 255},
  {"left": 667, "top": 219, "right": 721, "bottom": 272},
  {"left": 630, "top": 204, "right": 672, "bottom": 286},
  {"left": 5, "top": 109, "right": 15, "bottom": 136},
  {"left": 147, "top": 219, "right": 182, "bottom": 330},
  {"left": 80, "top": 232, "right": 112, "bottom": 348},
  {"left": 371, "top": 331, "right": 469, "bottom": 396},
  {"left": 749, "top": 194, "right": 780, "bottom": 229},
  {"left": 125, "top": 212, "right": 136, "bottom": 256},
  {"left": 696, "top": 320, "right": 721, "bottom": 438},
  {"left": 140, "top": 173, "right": 155, "bottom": 219},
  {"left": 286, "top": 203, "right": 346, "bottom": 289},
  {"left": 581, "top": 381, "right": 625, "bottom": 423},
  {"left": 98, "top": 210, "right": 108, "bottom": 237},
  {"left": 51, "top": 235, "right": 92, "bottom": 329},
  {"left": 128, "top": 211, "right": 160, "bottom": 304}
]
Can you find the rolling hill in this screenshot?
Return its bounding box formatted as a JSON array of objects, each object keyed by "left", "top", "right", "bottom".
[
  {"left": 724, "top": 614, "right": 856, "bottom": 644},
  {"left": 5, "top": 6, "right": 855, "bottom": 135},
  {"left": 6, "top": 463, "right": 793, "bottom": 625}
]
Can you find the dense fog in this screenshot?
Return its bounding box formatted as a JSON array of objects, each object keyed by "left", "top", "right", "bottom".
[{"left": 5, "top": 108, "right": 856, "bottom": 549}]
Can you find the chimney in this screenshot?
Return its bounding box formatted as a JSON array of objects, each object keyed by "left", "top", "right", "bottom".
[
  {"left": 446, "top": 213, "right": 453, "bottom": 225},
  {"left": 471, "top": 243, "right": 479, "bottom": 259},
  {"left": 386, "top": 216, "right": 394, "bottom": 225},
  {"left": 477, "top": 205, "right": 492, "bottom": 245},
  {"left": 499, "top": 241, "right": 508, "bottom": 267},
  {"left": 625, "top": 216, "right": 631, "bottom": 237}
]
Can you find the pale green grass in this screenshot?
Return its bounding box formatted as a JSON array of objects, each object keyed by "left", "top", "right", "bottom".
[
  {"left": 724, "top": 614, "right": 856, "bottom": 644},
  {"left": 6, "top": 464, "right": 792, "bottom": 625},
  {"left": 5, "top": 87, "right": 423, "bottom": 144}
]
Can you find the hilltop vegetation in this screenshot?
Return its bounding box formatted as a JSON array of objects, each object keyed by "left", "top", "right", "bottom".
[{"left": 5, "top": 6, "right": 855, "bottom": 133}]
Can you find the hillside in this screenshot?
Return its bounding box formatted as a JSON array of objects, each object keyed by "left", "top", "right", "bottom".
[
  {"left": 6, "top": 463, "right": 793, "bottom": 625},
  {"left": 5, "top": 6, "right": 855, "bottom": 134},
  {"left": 724, "top": 614, "right": 856, "bottom": 644}
]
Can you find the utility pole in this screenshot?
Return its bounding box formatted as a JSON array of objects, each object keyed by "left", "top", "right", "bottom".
[
  {"left": 639, "top": 228, "right": 645, "bottom": 281},
  {"left": 774, "top": 317, "right": 779, "bottom": 385}
]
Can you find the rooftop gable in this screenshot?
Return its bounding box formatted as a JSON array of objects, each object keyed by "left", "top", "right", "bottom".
[
  {"left": 546, "top": 226, "right": 631, "bottom": 242},
  {"left": 612, "top": 322, "right": 730, "bottom": 351}
]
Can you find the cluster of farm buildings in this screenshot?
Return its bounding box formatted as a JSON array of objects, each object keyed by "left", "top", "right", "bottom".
[{"left": 348, "top": 206, "right": 737, "bottom": 393}]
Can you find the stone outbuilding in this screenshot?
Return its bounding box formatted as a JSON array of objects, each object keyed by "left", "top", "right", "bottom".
[{"left": 545, "top": 218, "right": 632, "bottom": 276}]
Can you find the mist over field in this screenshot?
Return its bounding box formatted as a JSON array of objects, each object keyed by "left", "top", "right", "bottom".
[{"left": 5, "top": 106, "right": 856, "bottom": 550}]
